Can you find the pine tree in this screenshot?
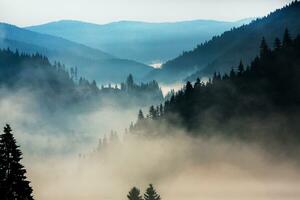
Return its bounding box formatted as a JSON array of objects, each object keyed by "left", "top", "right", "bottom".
[
  {"left": 126, "top": 74, "right": 135, "bottom": 89},
  {"left": 229, "top": 68, "right": 236, "bottom": 78},
  {"left": 159, "top": 104, "right": 164, "bottom": 117},
  {"left": 148, "top": 106, "right": 158, "bottom": 120},
  {"left": 282, "top": 28, "right": 292, "bottom": 47},
  {"left": 274, "top": 37, "right": 281, "bottom": 50},
  {"left": 260, "top": 37, "right": 270, "bottom": 57},
  {"left": 238, "top": 60, "right": 244, "bottom": 76},
  {"left": 127, "top": 187, "right": 143, "bottom": 200},
  {"left": 0, "top": 124, "right": 34, "bottom": 200},
  {"left": 144, "top": 184, "right": 161, "bottom": 200},
  {"left": 185, "top": 81, "right": 193, "bottom": 94},
  {"left": 194, "top": 78, "right": 201, "bottom": 88},
  {"left": 138, "top": 110, "right": 145, "bottom": 121}
]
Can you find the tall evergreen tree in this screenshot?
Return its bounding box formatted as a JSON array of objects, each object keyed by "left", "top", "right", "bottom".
[
  {"left": 260, "top": 37, "right": 270, "bottom": 57},
  {"left": 274, "top": 37, "right": 282, "bottom": 49},
  {"left": 0, "top": 124, "right": 34, "bottom": 200},
  {"left": 126, "top": 74, "right": 135, "bottom": 89},
  {"left": 144, "top": 184, "right": 161, "bottom": 200},
  {"left": 159, "top": 104, "right": 164, "bottom": 117},
  {"left": 283, "top": 28, "right": 292, "bottom": 47},
  {"left": 127, "top": 187, "right": 143, "bottom": 200},
  {"left": 138, "top": 110, "right": 145, "bottom": 121},
  {"left": 237, "top": 60, "right": 244, "bottom": 76},
  {"left": 148, "top": 106, "right": 158, "bottom": 120}
]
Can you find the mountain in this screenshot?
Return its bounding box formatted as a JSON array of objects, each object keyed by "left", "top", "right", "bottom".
[
  {"left": 26, "top": 19, "right": 253, "bottom": 64},
  {"left": 131, "top": 32, "right": 300, "bottom": 144},
  {"left": 0, "top": 49, "right": 163, "bottom": 110},
  {"left": 0, "top": 23, "right": 152, "bottom": 83},
  {"left": 147, "top": 1, "right": 300, "bottom": 83}
]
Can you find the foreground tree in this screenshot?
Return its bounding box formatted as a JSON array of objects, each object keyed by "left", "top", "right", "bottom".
[
  {"left": 0, "top": 124, "right": 34, "bottom": 200},
  {"left": 144, "top": 184, "right": 161, "bottom": 200},
  {"left": 127, "top": 187, "right": 143, "bottom": 200}
]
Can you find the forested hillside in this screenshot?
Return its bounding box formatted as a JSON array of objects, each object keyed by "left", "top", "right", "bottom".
[
  {"left": 133, "top": 31, "right": 300, "bottom": 144},
  {"left": 0, "top": 49, "right": 163, "bottom": 109},
  {"left": 147, "top": 1, "right": 300, "bottom": 83},
  {"left": 0, "top": 23, "right": 152, "bottom": 83}
]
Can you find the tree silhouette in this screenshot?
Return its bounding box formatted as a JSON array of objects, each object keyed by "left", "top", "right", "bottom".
[
  {"left": 260, "top": 37, "right": 270, "bottom": 57},
  {"left": 130, "top": 31, "right": 300, "bottom": 142},
  {"left": 237, "top": 60, "right": 244, "bottom": 76},
  {"left": 0, "top": 124, "right": 34, "bottom": 200},
  {"left": 144, "top": 184, "right": 161, "bottom": 200},
  {"left": 283, "top": 28, "right": 292, "bottom": 47},
  {"left": 127, "top": 187, "right": 143, "bottom": 200},
  {"left": 148, "top": 106, "right": 158, "bottom": 120},
  {"left": 274, "top": 37, "right": 282, "bottom": 49},
  {"left": 138, "top": 110, "right": 145, "bottom": 121},
  {"left": 126, "top": 74, "right": 135, "bottom": 89}
]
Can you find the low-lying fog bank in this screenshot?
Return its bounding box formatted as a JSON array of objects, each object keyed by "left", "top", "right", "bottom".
[
  {"left": 25, "top": 135, "right": 300, "bottom": 200},
  {"left": 1, "top": 88, "right": 300, "bottom": 200}
]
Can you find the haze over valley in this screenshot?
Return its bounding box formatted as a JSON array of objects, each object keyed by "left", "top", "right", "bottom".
[{"left": 0, "top": 1, "right": 300, "bottom": 200}]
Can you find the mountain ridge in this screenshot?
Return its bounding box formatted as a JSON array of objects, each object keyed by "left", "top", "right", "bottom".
[
  {"left": 0, "top": 23, "right": 152, "bottom": 83},
  {"left": 147, "top": 1, "right": 300, "bottom": 83},
  {"left": 26, "top": 19, "right": 253, "bottom": 64}
]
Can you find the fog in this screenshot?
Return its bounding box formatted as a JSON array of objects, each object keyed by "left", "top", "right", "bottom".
[
  {"left": 1, "top": 87, "right": 300, "bottom": 200},
  {"left": 26, "top": 135, "right": 300, "bottom": 200}
]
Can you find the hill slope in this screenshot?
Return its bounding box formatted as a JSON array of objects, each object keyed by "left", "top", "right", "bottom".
[
  {"left": 0, "top": 23, "right": 152, "bottom": 83},
  {"left": 147, "top": 1, "right": 300, "bottom": 83},
  {"left": 132, "top": 32, "right": 300, "bottom": 145},
  {"left": 26, "top": 19, "right": 252, "bottom": 64}
]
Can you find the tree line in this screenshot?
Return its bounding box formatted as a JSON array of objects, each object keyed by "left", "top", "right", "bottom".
[
  {"left": 0, "top": 49, "right": 163, "bottom": 108},
  {"left": 131, "top": 29, "right": 300, "bottom": 143}
]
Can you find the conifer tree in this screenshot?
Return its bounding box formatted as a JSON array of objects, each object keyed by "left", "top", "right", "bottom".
[
  {"left": 127, "top": 187, "right": 143, "bottom": 200},
  {"left": 159, "top": 104, "right": 164, "bottom": 117},
  {"left": 148, "top": 106, "right": 158, "bottom": 119},
  {"left": 274, "top": 37, "right": 282, "bottom": 49},
  {"left": 229, "top": 68, "right": 236, "bottom": 78},
  {"left": 126, "top": 74, "right": 135, "bottom": 89},
  {"left": 283, "top": 28, "right": 292, "bottom": 47},
  {"left": 138, "top": 110, "right": 145, "bottom": 121},
  {"left": 185, "top": 81, "right": 193, "bottom": 94},
  {"left": 0, "top": 124, "right": 34, "bottom": 200},
  {"left": 238, "top": 60, "right": 244, "bottom": 76},
  {"left": 260, "top": 37, "right": 270, "bottom": 57},
  {"left": 144, "top": 184, "right": 161, "bottom": 200}
]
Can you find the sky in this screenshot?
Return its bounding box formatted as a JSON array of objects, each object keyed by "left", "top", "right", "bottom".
[{"left": 0, "top": 0, "right": 294, "bottom": 27}]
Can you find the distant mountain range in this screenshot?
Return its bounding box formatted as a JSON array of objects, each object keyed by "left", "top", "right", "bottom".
[
  {"left": 26, "top": 19, "right": 253, "bottom": 64},
  {"left": 0, "top": 23, "right": 152, "bottom": 83},
  {"left": 147, "top": 1, "right": 300, "bottom": 83}
]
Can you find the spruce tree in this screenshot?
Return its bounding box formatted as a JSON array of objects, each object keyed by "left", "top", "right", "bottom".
[
  {"left": 148, "top": 106, "right": 158, "bottom": 120},
  {"left": 127, "top": 187, "right": 143, "bottom": 200},
  {"left": 237, "top": 60, "right": 244, "bottom": 76},
  {"left": 138, "top": 110, "right": 145, "bottom": 121},
  {"left": 0, "top": 124, "right": 34, "bottom": 200},
  {"left": 282, "top": 28, "right": 292, "bottom": 47},
  {"left": 260, "top": 37, "right": 270, "bottom": 57},
  {"left": 144, "top": 184, "right": 161, "bottom": 200},
  {"left": 274, "top": 37, "right": 281, "bottom": 50}
]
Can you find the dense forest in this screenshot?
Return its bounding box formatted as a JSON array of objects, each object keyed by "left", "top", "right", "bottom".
[
  {"left": 132, "top": 30, "right": 300, "bottom": 145},
  {"left": 0, "top": 49, "right": 163, "bottom": 109}
]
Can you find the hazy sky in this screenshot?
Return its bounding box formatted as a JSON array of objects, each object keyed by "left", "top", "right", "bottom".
[{"left": 0, "top": 0, "right": 293, "bottom": 27}]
